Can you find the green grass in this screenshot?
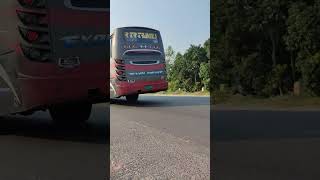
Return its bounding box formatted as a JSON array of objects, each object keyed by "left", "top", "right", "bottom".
[
  {"left": 157, "top": 90, "right": 320, "bottom": 109},
  {"left": 212, "top": 93, "right": 320, "bottom": 109},
  {"left": 156, "top": 90, "right": 210, "bottom": 96}
]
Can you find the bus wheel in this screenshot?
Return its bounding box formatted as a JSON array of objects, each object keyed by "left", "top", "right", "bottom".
[
  {"left": 49, "top": 103, "right": 92, "bottom": 123},
  {"left": 126, "top": 94, "right": 139, "bottom": 104}
]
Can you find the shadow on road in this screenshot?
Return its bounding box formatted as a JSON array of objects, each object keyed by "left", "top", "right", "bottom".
[
  {"left": 212, "top": 110, "right": 320, "bottom": 142},
  {"left": 0, "top": 105, "right": 109, "bottom": 144},
  {"left": 111, "top": 95, "right": 210, "bottom": 107}
]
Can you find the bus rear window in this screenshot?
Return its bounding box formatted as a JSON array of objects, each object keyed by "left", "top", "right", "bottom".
[
  {"left": 125, "top": 51, "right": 162, "bottom": 56},
  {"left": 123, "top": 31, "right": 159, "bottom": 44}
]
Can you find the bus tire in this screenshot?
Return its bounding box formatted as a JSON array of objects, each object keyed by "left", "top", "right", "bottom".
[
  {"left": 49, "top": 103, "right": 92, "bottom": 123},
  {"left": 126, "top": 94, "right": 139, "bottom": 104}
]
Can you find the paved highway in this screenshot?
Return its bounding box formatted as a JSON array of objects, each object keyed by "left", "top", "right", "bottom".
[
  {"left": 0, "top": 95, "right": 210, "bottom": 180},
  {"left": 3, "top": 95, "right": 318, "bottom": 180},
  {"left": 213, "top": 108, "right": 320, "bottom": 180},
  {"left": 110, "top": 95, "right": 210, "bottom": 179},
  {"left": 0, "top": 103, "right": 109, "bottom": 180}
]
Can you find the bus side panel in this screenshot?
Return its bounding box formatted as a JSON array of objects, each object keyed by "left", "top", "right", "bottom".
[
  {"left": 0, "top": 0, "right": 24, "bottom": 115},
  {"left": 17, "top": 0, "right": 109, "bottom": 109}
]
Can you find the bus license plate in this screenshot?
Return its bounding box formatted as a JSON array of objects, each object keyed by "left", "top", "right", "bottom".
[
  {"left": 58, "top": 57, "right": 80, "bottom": 68},
  {"left": 144, "top": 85, "right": 153, "bottom": 91}
]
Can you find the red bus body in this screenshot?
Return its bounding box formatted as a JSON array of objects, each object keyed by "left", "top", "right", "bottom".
[
  {"left": 0, "top": 0, "right": 109, "bottom": 119},
  {"left": 110, "top": 27, "right": 168, "bottom": 102}
]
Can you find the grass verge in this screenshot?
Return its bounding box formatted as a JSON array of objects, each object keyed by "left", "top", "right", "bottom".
[
  {"left": 155, "top": 90, "right": 210, "bottom": 96},
  {"left": 212, "top": 93, "right": 320, "bottom": 109}
]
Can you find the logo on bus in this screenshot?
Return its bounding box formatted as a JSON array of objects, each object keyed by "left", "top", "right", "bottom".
[
  {"left": 128, "top": 70, "right": 164, "bottom": 76},
  {"left": 60, "top": 34, "right": 108, "bottom": 48}
]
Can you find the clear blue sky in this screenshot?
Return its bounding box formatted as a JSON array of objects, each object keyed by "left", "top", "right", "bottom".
[{"left": 111, "top": 0, "right": 210, "bottom": 54}]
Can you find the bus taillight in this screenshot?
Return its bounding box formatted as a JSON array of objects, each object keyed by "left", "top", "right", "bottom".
[
  {"left": 115, "top": 59, "right": 124, "bottom": 64},
  {"left": 21, "top": 45, "right": 50, "bottom": 62},
  {"left": 27, "top": 31, "right": 39, "bottom": 41},
  {"left": 16, "top": 10, "right": 48, "bottom": 27},
  {"left": 17, "top": 0, "right": 50, "bottom": 62},
  {"left": 115, "top": 59, "right": 127, "bottom": 81},
  {"left": 19, "top": 27, "right": 50, "bottom": 44},
  {"left": 116, "top": 70, "right": 124, "bottom": 75}
]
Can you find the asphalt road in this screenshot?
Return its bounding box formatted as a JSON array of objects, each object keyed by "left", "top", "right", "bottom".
[
  {"left": 3, "top": 96, "right": 318, "bottom": 180},
  {"left": 0, "top": 103, "right": 109, "bottom": 180},
  {"left": 213, "top": 108, "right": 320, "bottom": 180},
  {"left": 110, "top": 95, "right": 210, "bottom": 179}
]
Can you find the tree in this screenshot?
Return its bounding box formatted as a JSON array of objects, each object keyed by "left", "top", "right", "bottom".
[
  {"left": 183, "top": 45, "right": 208, "bottom": 91},
  {"left": 169, "top": 53, "right": 185, "bottom": 91},
  {"left": 199, "top": 62, "right": 210, "bottom": 91},
  {"left": 301, "top": 52, "right": 320, "bottom": 96},
  {"left": 285, "top": 1, "right": 320, "bottom": 95},
  {"left": 165, "top": 46, "right": 176, "bottom": 81},
  {"left": 165, "top": 46, "right": 176, "bottom": 65},
  {"left": 167, "top": 43, "right": 209, "bottom": 92},
  {"left": 210, "top": 0, "right": 309, "bottom": 96},
  {"left": 204, "top": 38, "right": 210, "bottom": 60},
  {"left": 247, "top": 0, "right": 288, "bottom": 67}
]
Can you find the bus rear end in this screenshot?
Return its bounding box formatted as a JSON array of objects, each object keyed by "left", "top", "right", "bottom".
[
  {"left": 1, "top": 0, "right": 109, "bottom": 122},
  {"left": 110, "top": 27, "right": 168, "bottom": 103}
]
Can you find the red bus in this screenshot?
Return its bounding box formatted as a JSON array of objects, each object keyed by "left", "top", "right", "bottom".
[
  {"left": 0, "top": 0, "right": 109, "bottom": 123},
  {"left": 110, "top": 27, "right": 168, "bottom": 103}
]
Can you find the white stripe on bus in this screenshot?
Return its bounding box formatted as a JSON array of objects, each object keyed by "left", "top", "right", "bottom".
[{"left": 0, "top": 64, "right": 21, "bottom": 105}]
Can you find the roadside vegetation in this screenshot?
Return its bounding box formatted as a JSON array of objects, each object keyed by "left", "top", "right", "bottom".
[
  {"left": 211, "top": 90, "right": 320, "bottom": 108},
  {"left": 164, "top": 1, "right": 319, "bottom": 108},
  {"left": 209, "top": 0, "right": 320, "bottom": 108},
  {"left": 164, "top": 39, "right": 210, "bottom": 95},
  {"left": 156, "top": 90, "right": 209, "bottom": 96}
]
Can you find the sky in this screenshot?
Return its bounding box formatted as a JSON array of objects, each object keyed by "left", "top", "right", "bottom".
[{"left": 111, "top": 0, "right": 210, "bottom": 54}]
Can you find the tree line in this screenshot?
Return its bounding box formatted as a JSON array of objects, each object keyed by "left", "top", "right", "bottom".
[
  {"left": 165, "top": 38, "right": 210, "bottom": 92},
  {"left": 211, "top": 0, "right": 320, "bottom": 97}
]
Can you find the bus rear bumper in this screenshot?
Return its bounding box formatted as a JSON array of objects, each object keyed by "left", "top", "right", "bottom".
[
  {"left": 17, "top": 61, "right": 109, "bottom": 110},
  {"left": 115, "top": 80, "right": 168, "bottom": 97},
  {"left": 19, "top": 75, "right": 108, "bottom": 109}
]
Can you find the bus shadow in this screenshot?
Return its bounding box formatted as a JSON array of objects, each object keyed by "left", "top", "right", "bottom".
[
  {"left": 0, "top": 105, "right": 109, "bottom": 144},
  {"left": 111, "top": 96, "right": 210, "bottom": 107},
  {"left": 212, "top": 110, "right": 320, "bottom": 142}
]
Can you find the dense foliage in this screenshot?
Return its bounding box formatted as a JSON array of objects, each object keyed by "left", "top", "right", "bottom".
[
  {"left": 211, "top": 0, "right": 320, "bottom": 96},
  {"left": 165, "top": 39, "right": 210, "bottom": 92}
]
